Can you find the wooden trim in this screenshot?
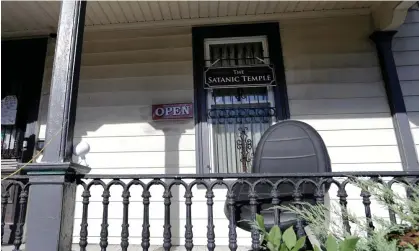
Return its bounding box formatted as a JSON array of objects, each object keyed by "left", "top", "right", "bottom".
[
  {"left": 192, "top": 23, "right": 289, "bottom": 174},
  {"left": 1, "top": 8, "right": 371, "bottom": 39},
  {"left": 370, "top": 31, "right": 419, "bottom": 171}
]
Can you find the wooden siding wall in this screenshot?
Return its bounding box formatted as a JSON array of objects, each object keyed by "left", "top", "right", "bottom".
[
  {"left": 283, "top": 15, "right": 402, "bottom": 172},
  {"left": 282, "top": 14, "right": 403, "bottom": 233},
  {"left": 393, "top": 6, "right": 419, "bottom": 160},
  {"left": 35, "top": 14, "right": 403, "bottom": 248}
]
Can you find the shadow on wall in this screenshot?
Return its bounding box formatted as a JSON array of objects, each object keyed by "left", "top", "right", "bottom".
[{"left": 69, "top": 114, "right": 194, "bottom": 248}]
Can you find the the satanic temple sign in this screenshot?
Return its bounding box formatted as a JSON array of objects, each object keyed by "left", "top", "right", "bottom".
[
  {"left": 204, "top": 65, "right": 275, "bottom": 89},
  {"left": 152, "top": 103, "right": 193, "bottom": 121}
]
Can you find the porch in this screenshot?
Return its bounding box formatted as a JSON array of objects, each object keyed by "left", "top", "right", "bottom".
[{"left": 2, "top": 1, "right": 419, "bottom": 251}]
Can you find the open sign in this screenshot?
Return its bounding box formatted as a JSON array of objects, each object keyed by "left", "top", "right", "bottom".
[{"left": 152, "top": 103, "right": 193, "bottom": 121}]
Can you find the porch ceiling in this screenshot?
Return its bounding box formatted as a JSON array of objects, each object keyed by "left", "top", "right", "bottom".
[{"left": 1, "top": 1, "right": 383, "bottom": 38}]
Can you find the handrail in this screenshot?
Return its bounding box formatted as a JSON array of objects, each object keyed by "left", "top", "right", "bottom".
[{"left": 80, "top": 171, "right": 419, "bottom": 179}]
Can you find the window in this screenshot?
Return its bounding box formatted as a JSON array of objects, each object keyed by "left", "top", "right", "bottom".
[
  {"left": 205, "top": 37, "right": 276, "bottom": 173},
  {"left": 192, "top": 23, "right": 288, "bottom": 174}
]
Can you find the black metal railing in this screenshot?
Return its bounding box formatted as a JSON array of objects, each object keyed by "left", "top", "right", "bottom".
[
  {"left": 1, "top": 172, "right": 418, "bottom": 251},
  {"left": 1, "top": 175, "right": 29, "bottom": 250},
  {"left": 73, "top": 172, "right": 419, "bottom": 251}
]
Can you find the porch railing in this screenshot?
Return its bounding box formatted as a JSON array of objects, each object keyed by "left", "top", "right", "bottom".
[
  {"left": 1, "top": 172, "right": 418, "bottom": 251},
  {"left": 1, "top": 175, "right": 29, "bottom": 250}
]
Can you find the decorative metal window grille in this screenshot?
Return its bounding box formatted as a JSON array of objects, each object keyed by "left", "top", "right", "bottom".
[
  {"left": 205, "top": 39, "right": 276, "bottom": 173},
  {"left": 208, "top": 42, "right": 267, "bottom": 67}
]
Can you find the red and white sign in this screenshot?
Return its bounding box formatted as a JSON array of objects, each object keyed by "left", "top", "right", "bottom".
[{"left": 152, "top": 103, "right": 193, "bottom": 121}]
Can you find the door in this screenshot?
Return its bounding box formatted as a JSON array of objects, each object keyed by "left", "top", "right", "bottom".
[{"left": 1, "top": 38, "right": 48, "bottom": 163}]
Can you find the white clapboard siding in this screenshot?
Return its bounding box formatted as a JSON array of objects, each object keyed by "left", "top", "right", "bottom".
[
  {"left": 77, "top": 150, "right": 196, "bottom": 169},
  {"left": 74, "top": 120, "right": 195, "bottom": 138},
  {"left": 43, "top": 61, "right": 193, "bottom": 81},
  {"left": 405, "top": 96, "right": 419, "bottom": 112},
  {"left": 287, "top": 82, "right": 385, "bottom": 99},
  {"left": 285, "top": 52, "right": 378, "bottom": 69},
  {"left": 45, "top": 46, "right": 193, "bottom": 67},
  {"left": 401, "top": 81, "right": 419, "bottom": 96},
  {"left": 394, "top": 22, "right": 419, "bottom": 38},
  {"left": 397, "top": 66, "right": 419, "bottom": 81},
  {"left": 42, "top": 75, "right": 193, "bottom": 94},
  {"left": 283, "top": 14, "right": 402, "bottom": 171},
  {"left": 393, "top": 8, "right": 419, "bottom": 157},
  {"left": 292, "top": 113, "right": 395, "bottom": 130},
  {"left": 282, "top": 38, "right": 374, "bottom": 55},
  {"left": 394, "top": 51, "right": 419, "bottom": 66},
  {"left": 290, "top": 97, "right": 390, "bottom": 115},
  {"left": 318, "top": 129, "right": 398, "bottom": 147},
  {"left": 77, "top": 90, "right": 193, "bottom": 107},
  {"left": 73, "top": 135, "right": 196, "bottom": 153},
  {"left": 393, "top": 36, "right": 419, "bottom": 51},
  {"left": 285, "top": 67, "right": 382, "bottom": 84},
  {"left": 46, "top": 35, "right": 192, "bottom": 58}
]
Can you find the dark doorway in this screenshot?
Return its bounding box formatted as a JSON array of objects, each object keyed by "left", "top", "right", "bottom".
[{"left": 1, "top": 37, "right": 48, "bottom": 245}]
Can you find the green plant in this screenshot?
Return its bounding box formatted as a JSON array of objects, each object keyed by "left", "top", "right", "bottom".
[
  {"left": 274, "top": 178, "right": 419, "bottom": 251},
  {"left": 254, "top": 214, "right": 306, "bottom": 251},
  {"left": 312, "top": 234, "right": 359, "bottom": 251},
  {"left": 253, "top": 214, "right": 359, "bottom": 251}
]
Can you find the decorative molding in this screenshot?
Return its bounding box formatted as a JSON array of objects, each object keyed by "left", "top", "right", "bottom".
[
  {"left": 2, "top": 8, "right": 371, "bottom": 39},
  {"left": 372, "top": 1, "right": 416, "bottom": 31},
  {"left": 21, "top": 162, "right": 90, "bottom": 175}
]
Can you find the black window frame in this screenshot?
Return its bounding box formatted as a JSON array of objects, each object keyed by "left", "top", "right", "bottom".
[{"left": 192, "top": 23, "right": 289, "bottom": 174}]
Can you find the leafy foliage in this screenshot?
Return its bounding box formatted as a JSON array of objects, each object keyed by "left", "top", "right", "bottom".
[
  {"left": 253, "top": 214, "right": 358, "bottom": 251},
  {"left": 253, "top": 214, "right": 306, "bottom": 251},
  {"left": 274, "top": 178, "right": 419, "bottom": 251}
]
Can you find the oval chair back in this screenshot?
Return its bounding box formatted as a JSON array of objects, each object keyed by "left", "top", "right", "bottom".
[{"left": 224, "top": 120, "right": 332, "bottom": 232}]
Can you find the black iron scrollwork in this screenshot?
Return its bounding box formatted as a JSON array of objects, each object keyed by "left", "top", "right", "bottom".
[
  {"left": 236, "top": 127, "right": 253, "bottom": 173},
  {"left": 208, "top": 107, "right": 276, "bottom": 124}
]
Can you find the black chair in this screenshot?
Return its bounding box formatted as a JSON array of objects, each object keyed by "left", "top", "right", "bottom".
[{"left": 224, "top": 120, "right": 332, "bottom": 232}]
